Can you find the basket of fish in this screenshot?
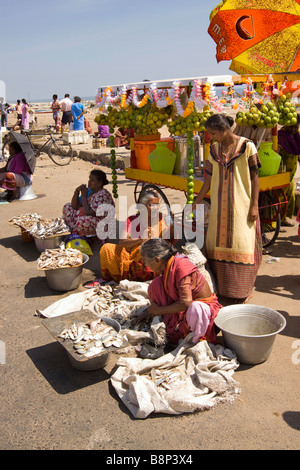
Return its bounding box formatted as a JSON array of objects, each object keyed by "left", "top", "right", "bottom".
[
  {"left": 7, "top": 214, "right": 70, "bottom": 249},
  {"left": 30, "top": 218, "right": 71, "bottom": 252},
  {"left": 37, "top": 247, "right": 89, "bottom": 291},
  {"left": 42, "top": 310, "right": 126, "bottom": 370}
]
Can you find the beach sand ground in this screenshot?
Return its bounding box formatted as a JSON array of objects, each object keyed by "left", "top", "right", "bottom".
[{"left": 0, "top": 108, "right": 299, "bottom": 450}]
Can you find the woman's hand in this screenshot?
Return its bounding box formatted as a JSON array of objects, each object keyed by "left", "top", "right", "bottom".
[
  {"left": 135, "top": 309, "right": 152, "bottom": 326},
  {"left": 135, "top": 302, "right": 162, "bottom": 326},
  {"left": 80, "top": 184, "right": 88, "bottom": 198},
  {"left": 147, "top": 302, "right": 161, "bottom": 316},
  {"left": 74, "top": 184, "right": 85, "bottom": 194},
  {"left": 248, "top": 203, "right": 259, "bottom": 222}
]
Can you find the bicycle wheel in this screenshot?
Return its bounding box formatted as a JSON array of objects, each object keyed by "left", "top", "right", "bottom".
[
  {"left": 47, "top": 139, "right": 73, "bottom": 165},
  {"left": 259, "top": 191, "right": 281, "bottom": 248}
]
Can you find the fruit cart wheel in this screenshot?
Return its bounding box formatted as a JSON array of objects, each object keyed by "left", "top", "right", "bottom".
[
  {"left": 133, "top": 181, "right": 145, "bottom": 203},
  {"left": 138, "top": 184, "right": 170, "bottom": 216},
  {"left": 276, "top": 188, "right": 288, "bottom": 221},
  {"left": 259, "top": 191, "right": 281, "bottom": 248}
]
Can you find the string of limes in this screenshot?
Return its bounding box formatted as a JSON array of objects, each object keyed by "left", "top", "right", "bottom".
[{"left": 109, "top": 127, "right": 118, "bottom": 199}]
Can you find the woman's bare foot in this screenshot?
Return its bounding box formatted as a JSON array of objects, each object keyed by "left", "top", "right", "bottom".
[{"left": 242, "top": 291, "right": 253, "bottom": 304}]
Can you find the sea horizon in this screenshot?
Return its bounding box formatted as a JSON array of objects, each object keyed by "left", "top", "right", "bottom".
[{"left": 6, "top": 95, "right": 96, "bottom": 105}]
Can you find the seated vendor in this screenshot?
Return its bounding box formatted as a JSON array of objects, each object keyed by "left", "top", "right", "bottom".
[
  {"left": 114, "top": 128, "right": 129, "bottom": 148},
  {"left": 137, "top": 238, "right": 222, "bottom": 345},
  {"left": 63, "top": 169, "right": 114, "bottom": 237},
  {"left": 0, "top": 141, "right": 34, "bottom": 201},
  {"left": 100, "top": 190, "right": 175, "bottom": 283},
  {"left": 98, "top": 125, "right": 110, "bottom": 138}
]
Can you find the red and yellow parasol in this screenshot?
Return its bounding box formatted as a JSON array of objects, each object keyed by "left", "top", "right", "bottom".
[{"left": 208, "top": 0, "right": 300, "bottom": 75}]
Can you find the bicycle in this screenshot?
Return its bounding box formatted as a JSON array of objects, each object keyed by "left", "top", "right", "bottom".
[{"left": 1, "top": 129, "right": 74, "bottom": 166}]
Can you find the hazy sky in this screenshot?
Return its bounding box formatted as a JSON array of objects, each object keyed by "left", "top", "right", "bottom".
[{"left": 2, "top": 0, "right": 232, "bottom": 102}]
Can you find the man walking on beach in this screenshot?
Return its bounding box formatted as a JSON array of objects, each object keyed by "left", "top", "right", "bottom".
[{"left": 60, "top": 93, "right": 73, "bottom": 133}]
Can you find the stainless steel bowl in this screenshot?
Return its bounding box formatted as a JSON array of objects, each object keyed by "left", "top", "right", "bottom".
[
  {"left": 43, "top": 253, "right": 89, "bottom": 291},
  {"left": 42, "top": 311, "right": 121, "bottom": 371},
  {"left": 34, "top": 234, "right": 67, "bottom": 252},
  {"left": 214, "top": 304, "right": 286, "bottom": 365}
]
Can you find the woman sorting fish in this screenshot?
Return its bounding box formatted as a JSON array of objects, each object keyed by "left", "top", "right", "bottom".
[
  {"left": 63, "top": 169, "right": 115, "bottom": 238},
  {"left": 136, "top": 239, "right": 222, "bottom": 345}
]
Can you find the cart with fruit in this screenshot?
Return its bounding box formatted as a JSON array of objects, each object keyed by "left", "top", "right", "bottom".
[{"left": 95, "top": 73, "right": 299, "bottom": 247}]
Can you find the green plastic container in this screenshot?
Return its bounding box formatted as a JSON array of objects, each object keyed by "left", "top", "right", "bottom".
[
  {"left": 148, "top": 142, "right": 176, "bottom": 174},
  {"left": 258, "top": 142, "right": 281, "bottom": 177}
]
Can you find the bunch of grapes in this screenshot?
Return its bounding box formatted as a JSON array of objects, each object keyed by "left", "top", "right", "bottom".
[
  {"left": 235, "top": 102, "right": 280, "bottom": 128},
  {"left": 95, "top": 107, "right": 134, "bottom": 130},
  {"left": 94, "top": 113, "right": 108, "bottom": 126},
  {"left": 168, "top": 110, "right": 213, "bottom": 136},
  {"left": 115, "top": 108, "right": 136, "bottom": 129},
  {"left": 277, "top": 95, "right": 298, "bottom": 126},
  {"left": 133, "top": 104, "right": 171, "bottom": 136}
]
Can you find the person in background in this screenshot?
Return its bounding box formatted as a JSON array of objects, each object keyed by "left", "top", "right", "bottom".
[
  {"left": 51, "top": 94, "right": 61, "bottom": 127},
  {"left": 21, "top": 99, "right": 29, "bottom": 130},
  {"left": 97, "top": 124, "right": 110, "bottom": 145},
  {"left": 98, "top": 124, "right": 110, "bottom": 138},
  {"left": 15, "top": 100, "right": 22, "bottom": 128},
  {"left": 63, "top": 169, "right": 114, "bottom": 238},
  {"left": 0, "top": 141, "right": 33, "bottom": 201},
  {"left": 16, "top": 100, "right": 22, "bottom": 121},
  {"left": 28, "top": 106, "right": 37, "bottom": 129},
  {"left": 71, "top": 96, "right": 85, "bottom": 131},
  {"left": 84, "top": 118, "right": 92, "bottom": 134},
  {"left": 277, "top": 114, "right": 300, "bottom": 226},
  {"left": 59, "top": 93, "right": 73, "bottom": 133},
  {"left": 114, "top": 127, "right": 129, "bottom": 148},
  {"left": 0, "top": 100, "right": 8, "bottom": 127},
  {"left": 136, "top": 239, "right": 222, "bottom": 345},
  {"left": 193, "top": 113, "right": 262, "bottom": 304}
]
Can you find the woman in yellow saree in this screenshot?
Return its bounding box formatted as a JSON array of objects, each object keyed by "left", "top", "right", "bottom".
[{"left": 193, "top": 114, "right": 262, "bottom": 302}]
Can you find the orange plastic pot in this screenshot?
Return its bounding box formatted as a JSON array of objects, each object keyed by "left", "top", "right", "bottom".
[{"left": 134, "top": 136, "right": 174, "bottom": 171}]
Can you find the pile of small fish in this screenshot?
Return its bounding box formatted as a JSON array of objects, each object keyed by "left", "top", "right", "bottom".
[
  {"left": 7, "top": 213, "right": 45, "bottom": 230},
  {"left": 37, "top": 247, "right": 83, "bottom": 270},
  {"left": 29, "top": 218, "right": 70, "bottom": 238},
  {"left": 83, "top": 283, "right": 149, "bottom": 326},
  {"left": 146, "top": 368, "right": 183, "bottom": 391},
  {"left": 58, "top": 319, "right": 127, "bottom": 357}
]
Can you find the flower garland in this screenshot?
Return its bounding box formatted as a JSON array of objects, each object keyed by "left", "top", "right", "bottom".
[
  {"left": 173, "top": 82, "right": 195, "bottom": 117},
  {"left": 96, "top": 79, "right": 216, "bottom": 114},
  {"left": 131, "top": 87, "right": 151, "bottom": 108},
  {"left": 149, "top": 83, "right": 173, "bottom": 108}
]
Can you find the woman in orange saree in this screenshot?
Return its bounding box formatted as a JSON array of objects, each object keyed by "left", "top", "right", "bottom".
[
  {"left": 100, "top": 190, "right": 174, "bottom": 283},
  {"left": 137, "top": 239, "right": 222, "bottom": 345}
]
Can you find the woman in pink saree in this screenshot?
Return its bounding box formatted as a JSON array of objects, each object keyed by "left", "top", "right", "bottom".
[
  {"left": 21, "top": 99, "right": 29, "bottom": 130},
  {"left": 137, "top": 239, "right": 222, "bottom": 345}
]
